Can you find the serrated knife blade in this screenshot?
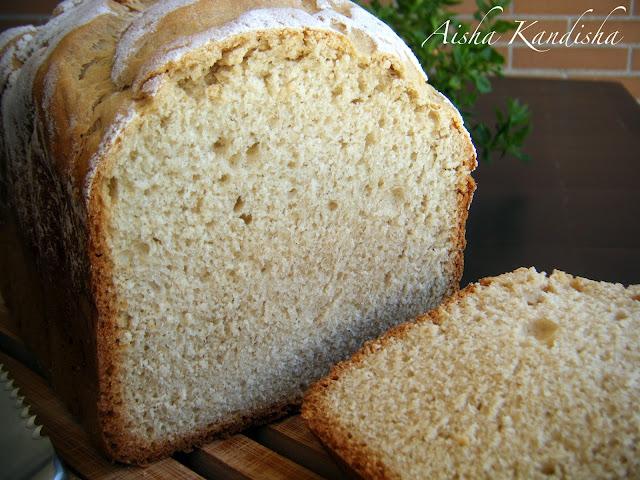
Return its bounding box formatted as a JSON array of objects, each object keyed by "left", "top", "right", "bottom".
[{"left": 0, "top": 364, "right": 67, "bottom": 480}]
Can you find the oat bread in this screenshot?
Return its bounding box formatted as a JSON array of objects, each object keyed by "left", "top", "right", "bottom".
[
  {"left": 303, "top": 268, "right": 640, "bottom": 479},
  {"left": 0, "top": 0, "right": 475, "bottom": 463}
]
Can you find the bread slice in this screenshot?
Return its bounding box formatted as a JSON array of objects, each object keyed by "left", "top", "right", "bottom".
[
  {"left": 0, "top": 0, "right": 475, "bottom": 463},
  {"left": 302, "top": 268, "right": 640, "bottom": 479}
]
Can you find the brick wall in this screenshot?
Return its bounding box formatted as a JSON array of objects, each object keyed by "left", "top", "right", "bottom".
[
  {"left": 454, "top": 0, "right": 640, "bottom": 99},
  {"left": 1, "top": 1, "right": 639, "bottom": 98}
]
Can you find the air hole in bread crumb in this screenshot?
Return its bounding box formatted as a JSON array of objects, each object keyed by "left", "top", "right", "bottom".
[
  {"left": 134, "top": 241, "right": 150, "bottom": 256},
  {"left": 392, "top": 187, "right": 405, "bottom": 202},
  {"left": 570, "top": 279, "right": 585, "bottom": 292},
  {"left": 192, "top": 197, "right": 203, "bottom": 214},
  {"left": 107, "top": 177, "right": 118, "bottom": 202},
  {"left": 233, "top": 196, "right": 244, "bottom": 213},
  {"left": 540, "top": 461, "right": 556, "bottom": 475},
  {"left": 239, "top": 213, "right": 252, "bottom": 225},
  {"left": 287, "top": 161, "right": 297, "bottom": 169},
  {"left": 206, "top": 63, "right": 234, "bottom": 85},
  {"left": 228, "top": 153, "right": 241, "bottom": 167},
  {"left": 428, "top": 110, "right": 441, "bottom": 126},
  {"left": 213, "top": 138, "right": 228, "bottom": 154},
  {"left": 377, "top": 178, "right": 385, "bottom": 188},
  {"left": 615, "top": 310, "right": 628, "bottom": 320},
  {"left": 384, "top": 272, "right": 392, "bottom": 287},
  {"left": 365, "top": 132, "right": 376, "bottom": 148},
  {"left": 542, "top": 283, "right": 557, "bottom": 294},
  {"left": 328, "top": 200, "right": 338, "bottom": 211},
  {"left": 177, "top": 78, "right": 194, "bottom": 95},
  {"left": 632, "top": 294, "right": 640, "bottom": 302},
  {"left": 246, "top": 142, "right": 260, "bottom": 161},
  {"left": 219, "top": 174, "right": 229, "bottom": 183},
  {"left": 204, "top": 69, "right": 218, "bottom": 86},
  {"left": 331, "top": 85, "right": 343, "bottom": 97},
  {"left": 530, "top": 318, "right": 559, "bottom": 347},
  {"left": 527, "top": 297, "right": 543, "bottom": 306}
]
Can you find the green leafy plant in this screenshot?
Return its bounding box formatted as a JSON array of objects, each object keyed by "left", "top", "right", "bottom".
[{"left": 360, "top": 0, "right": 531, "bottom": 162}]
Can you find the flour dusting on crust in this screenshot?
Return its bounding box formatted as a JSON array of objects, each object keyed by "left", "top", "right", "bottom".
[
  {"left": 1, "top": 0, "right": 114, "bottom": 279},
  {"left": 0, "top": 25, "right": 35, "bottom": 54},
  {"left": 128, "top": 7, "right": 330, "bottom": 91},
  {"left": 4, "top": 0, "right": 114, "bottom": 175},
  {"left": 112, "top": 0, "right": 428, "bottom": 92},
  {"left": 341, "top": 3, "right": 426, "bottom": 79},
  {"left": 0, "top": 27, "right": 36, "bottom": 98},
  {"left": 112, "top": 0, "right": 199, "bottom": 85},
  {"left": 83, "top": 108, "right": 137, "bottom": 200}
]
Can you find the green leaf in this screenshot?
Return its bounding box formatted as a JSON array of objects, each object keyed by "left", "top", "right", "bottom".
[
  {"left": 493, "top": 19, "right": 517, "bottom": 33},
  {"left": 448, "top": 76, "right": 462, "bottom": 90},
  {"left": 474, "top": 75, "right": 492, "bottom": 93}
]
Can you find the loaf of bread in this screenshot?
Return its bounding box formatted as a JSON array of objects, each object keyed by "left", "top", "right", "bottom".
[
  {"left": 303, "top": 268, "right": 640, "bottom": 479},
  {"left": 0, "top": 0, "right": 475, "bottom": 463}
]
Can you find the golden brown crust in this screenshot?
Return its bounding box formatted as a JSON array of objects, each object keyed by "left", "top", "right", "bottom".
[
  {"left": 113, "top": 399, "right": 299, "bottom": 464},
  {"left": 448, "top": 118, "right": 478, "bottom": 295},
  {"left": 301, "top": 283, "right": 482, "bottom": 480}
]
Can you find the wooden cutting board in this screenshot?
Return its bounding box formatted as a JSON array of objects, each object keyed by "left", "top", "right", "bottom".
[{"left": 0, "top": 298, "right": 348, "bottom": 480}]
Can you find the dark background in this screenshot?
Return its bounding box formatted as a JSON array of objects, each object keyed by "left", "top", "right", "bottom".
[{"left": 462, "top": 77, "right": 640, "bottom": 287}]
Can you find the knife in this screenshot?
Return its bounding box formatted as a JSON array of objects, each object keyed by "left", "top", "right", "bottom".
[{"left": 0, "top": 363, "right": 67, "bottom": 480}]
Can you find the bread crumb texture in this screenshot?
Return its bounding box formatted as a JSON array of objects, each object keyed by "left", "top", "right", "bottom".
[
  {"left": 100, "top": 29, "right": 472, "bottom": 449},
  {"left": 303, "top": 268, "right": 640, "bottom": 479}
]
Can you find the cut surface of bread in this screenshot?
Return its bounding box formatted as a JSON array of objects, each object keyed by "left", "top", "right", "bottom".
[
  {"left": 101, "top": 28, "right": 473, "bottom": 460},
  {"left": 0, "top": 0, "right": 475, "bottom": 463},
  {"left": 302, "top": 268, "right": 640, "bottom": 479}
]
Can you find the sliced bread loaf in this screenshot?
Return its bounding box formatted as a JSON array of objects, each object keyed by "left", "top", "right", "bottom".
[
  {"left": 302, "top": 268, "right": 640, "bottom": 479},
  {"left": 0, "top": 0, "right": 475, "bottom": 463}
]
